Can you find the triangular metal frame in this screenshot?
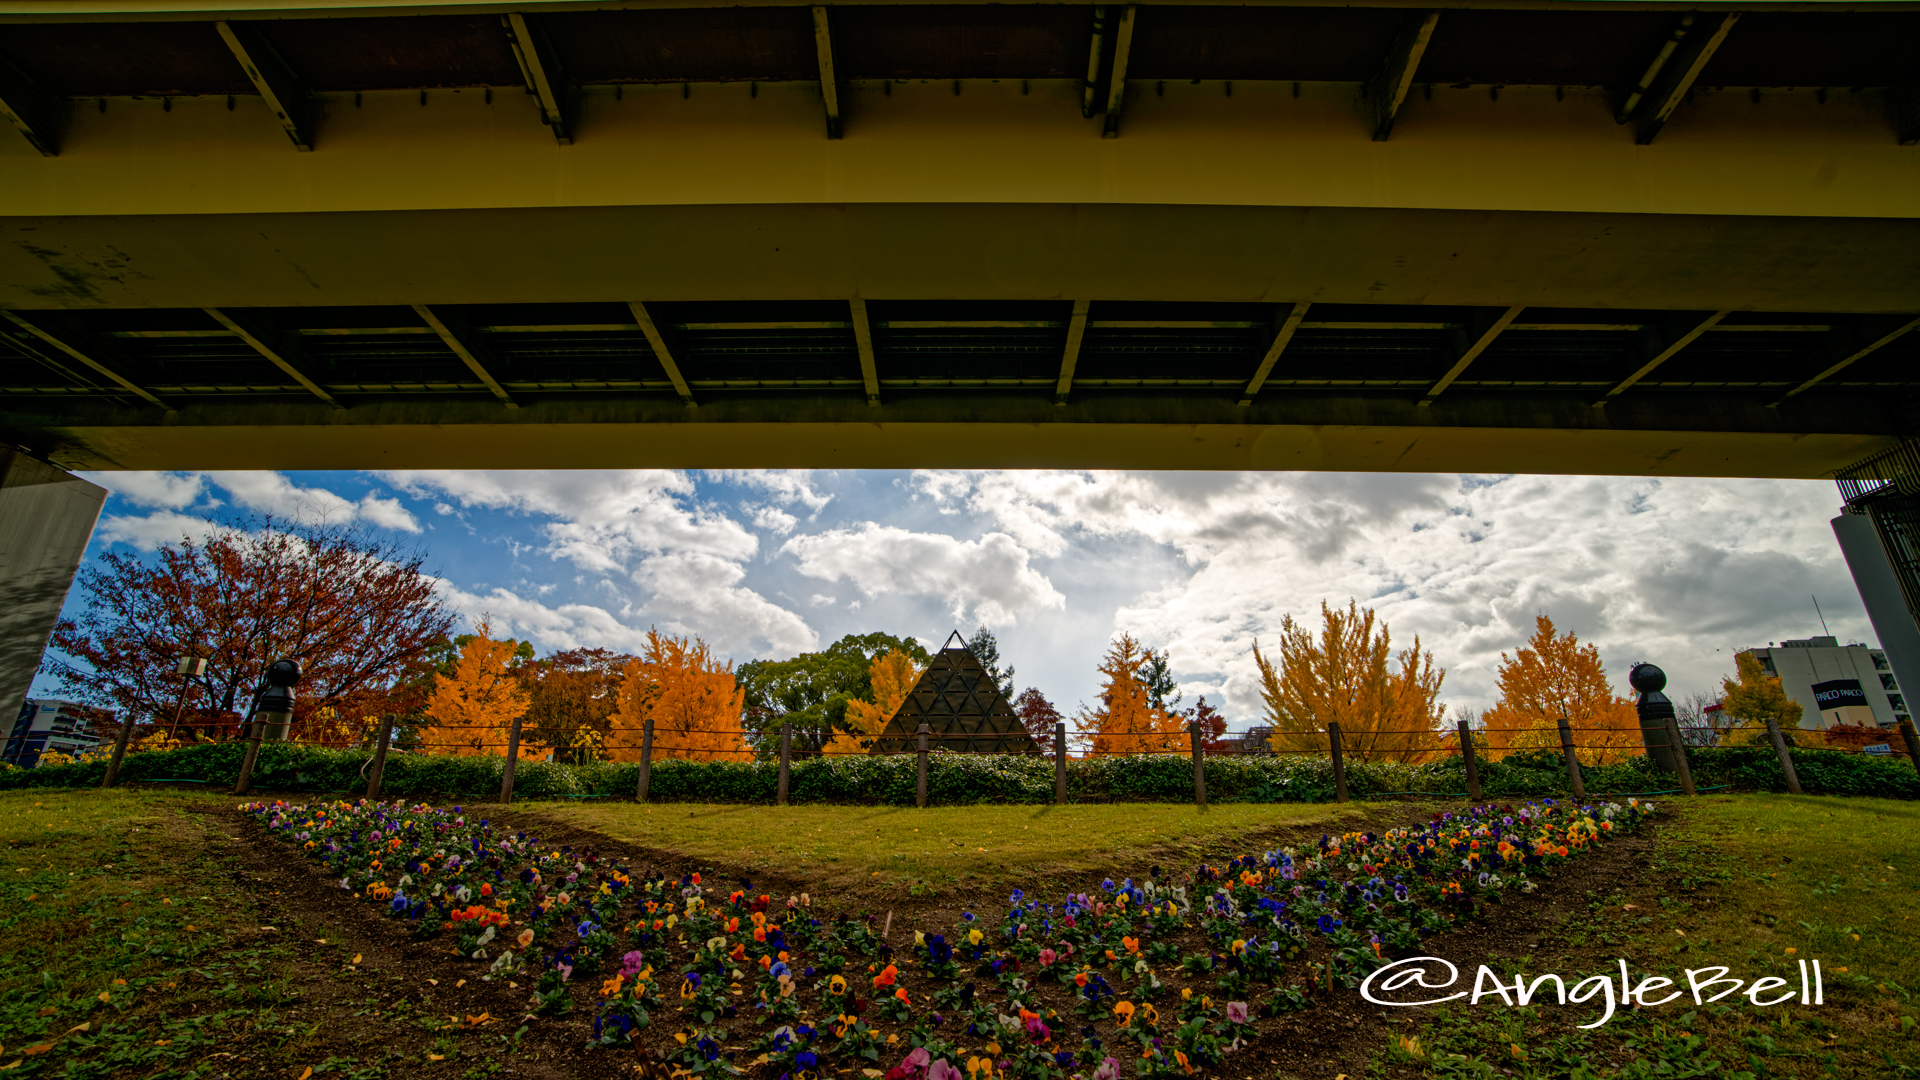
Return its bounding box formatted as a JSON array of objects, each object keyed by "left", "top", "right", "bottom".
[{"left": 870, "top": 631, "right": 1037, "bottom": 755}]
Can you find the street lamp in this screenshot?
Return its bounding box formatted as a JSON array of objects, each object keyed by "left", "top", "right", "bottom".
[{"left": 165, "top": 654, "right": 206, "bottom": 744}]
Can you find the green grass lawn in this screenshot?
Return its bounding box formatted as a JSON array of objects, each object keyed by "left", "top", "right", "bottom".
[
  {"left": 0, "top": 787, "right": 302, "bottom": 1077},
  {"left": 520, "top": 799, "right": 1375, "bottom": 891},
  {"left": 1370, "top": 794, "right": 1920, "bottom": 1079},
  {"left": 0, "top": 789, "right": 538, "bottom": 1079}
]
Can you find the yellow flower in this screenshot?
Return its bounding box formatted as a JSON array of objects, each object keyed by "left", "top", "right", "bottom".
[{"left": 968, "top": 928, "right": 984, "bottom": 946}]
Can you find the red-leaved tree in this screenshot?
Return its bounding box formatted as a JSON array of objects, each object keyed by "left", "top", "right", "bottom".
[
  {"left": 1191, "top": 696, "right": 1231, "bottom": 752},
  {"left": 1013, "top": 687, "right": 1064, "bottom": 754},
  {"left": 43, "top": 517, "right": 455, "bottom": 746}
]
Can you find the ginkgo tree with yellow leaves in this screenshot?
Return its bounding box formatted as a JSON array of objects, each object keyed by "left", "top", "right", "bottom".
[
  {"left": 1479, "top": 616, "right": 1639, "bottom": 764},
  {"left": 1251, "top": 599, "right": 1446, "bottom": 763},
  {"left": 419, "top": 620, "right": 548, "bottom": 759},
  {"left": 822, "top": 648, "right": 924, "bottom": 756},
  {"left": 1077, "top": 633, "right": 1190, "bottom": 756},
  {"left": 1717, "top": 651, "right": 1808, "bottom": 745},
  {"left": 608, "top": 629, "right": 751, "bottom": 762}
]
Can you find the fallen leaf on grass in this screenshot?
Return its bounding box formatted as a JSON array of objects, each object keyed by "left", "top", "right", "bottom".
[
  {"left": 455, "top": 980, "right": 466, "bottom": 988},
  {"left": 0, "top": 1061, "right": 20, "bottom": 1071},
  {"left": 351, "top": 954, "right": 362, "bottom": 965},
  {"left": 35, "top": 1009, "right": 54, "bottom": 1018},
  {"left": 97, "top": 992, "right": 110, "bottom": 1003},
  {"left": 154, "top": 1041, "right": 170, "bottom": 1047},
  {"left": 64, "top": 1024, "right": 88, "bottom": 1035},
  {"left": 427, "top": 979, "right": 439, "bottom": 986},
  {"left": 20, "top": 1046, "right": 51, "bottom": 1057},
  {"left": 428, "top": 1054, "right": 445, "bottom": 1062},
  {"left": 299, "top": 1069, "right": 314, "bottom": 1080},
  {"left": 466, "top": 1013, "right": 494, "bottom": 1028},
  {"left": 863, "top": 1070, "right": 885, "bottom": 1077}
]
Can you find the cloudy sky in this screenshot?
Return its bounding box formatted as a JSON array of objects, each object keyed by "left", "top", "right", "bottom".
[{"left": 40, "top": 468, "right": 1873, "bottom": 729}]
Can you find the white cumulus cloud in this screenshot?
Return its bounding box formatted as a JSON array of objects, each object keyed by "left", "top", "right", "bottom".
[
  {"left": 87, "top": 471, "right": 207, "bottom": 510},
  {"left": 389, "top": 470, "right": 815, "bottom": 657},
  {"left": 207, "top": 471, "right": 421, "bottom": 532},
  {"left": 94, "top": 510, "right": 231, "bottom": 551},
  {"left": 905, "top": 471, "right": 1861, "bottom": 725},
  {"left": 384, "top": 470, "right": 752, "bottom": 572},
  {"left": 781, "top": 524, "right": 1065, "bottom": 627}
]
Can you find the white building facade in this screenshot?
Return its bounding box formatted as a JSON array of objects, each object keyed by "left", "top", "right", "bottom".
[
  {"left": 4, "top": 699, "right": 109, "bottom": 768},
  {"left": 1741, "top": 637, "right": 1910, "bottom": 731}
]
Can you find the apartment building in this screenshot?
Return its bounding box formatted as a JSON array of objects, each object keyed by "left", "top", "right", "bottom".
[{"left": 4, "top": 699, "right": 109, "bottom": 768}]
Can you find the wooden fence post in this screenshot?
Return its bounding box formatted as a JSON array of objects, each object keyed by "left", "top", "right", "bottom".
[
  {"left": 1900, "top": 717, "right": 1920, "bottom": 776},
  {"left": 365, "top": 715, "right": 393, "bottom": 800},
  {"left": 1665, "top": 717, "right": 1697, "bottom": 797},
  {"left": 499, "top": 713, "right": 524, "bottom": 804},
  {"left": 778, "top": 726, "right": 792, "bottom": 806},
  {"left": 1190, "top": 723, "right": 1207, "bottom": 808},
  {"left": 1054, "top": 722, "right": 1068, "bottom": 805},
  {"left": 1556, "top": 717, "right": 1585, "bottom": 799},
  {"left": 100, "top": 713, "right": 137, "bottom": 788},
  {"left": 636, "top": 715, "right": 655, "bottom": 801},
  {"left": 916, "top": 723, "right": 930, "bottom": 809},
  {"left": 1456, "top": 719, "right": 1482, "bottom": 802},
  {"left": 1765, "top": 718, "right": 1805, "bottom": 795},
  {"left": 233, "top": 720, "right": 265, "bottom": 796},
  {"left": 1327, "top": 722, "right": 1348, "bottom": 803}
]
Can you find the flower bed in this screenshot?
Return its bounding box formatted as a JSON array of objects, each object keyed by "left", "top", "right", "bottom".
[{"left": 242, "top": 796, "right": 1656, "bottom": 1076}]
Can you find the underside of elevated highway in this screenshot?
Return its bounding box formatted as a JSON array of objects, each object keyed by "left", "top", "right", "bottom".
[{"left": 1, "top": 0, "right": 1917, "bottom": 476}]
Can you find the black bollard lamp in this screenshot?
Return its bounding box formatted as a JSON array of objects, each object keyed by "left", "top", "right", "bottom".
[{"left": 255, "top": 659, "right": 302, "bottom": 742}]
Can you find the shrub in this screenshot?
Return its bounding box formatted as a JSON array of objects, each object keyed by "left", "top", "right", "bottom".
[{"left": 5, "top": 740, "right": 1916, "bottom": 802}]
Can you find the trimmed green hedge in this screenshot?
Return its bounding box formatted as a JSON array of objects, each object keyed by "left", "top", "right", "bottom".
[{"left": 6, "top": 742, "right": 1916, "bottom": 802}]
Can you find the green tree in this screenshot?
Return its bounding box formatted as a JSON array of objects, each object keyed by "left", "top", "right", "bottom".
[
  {"left": 1141, "top": 647, "right": 1182, "bottom": 713},
  {"left": 736, "top": 632, "right": 932, "bottom": 754},
  {"left": 1720, "top": 651, "right": 1804, "bottom": 740},
  {"left": 966, "top": 627, "right": 1015, "bottom": 700}
]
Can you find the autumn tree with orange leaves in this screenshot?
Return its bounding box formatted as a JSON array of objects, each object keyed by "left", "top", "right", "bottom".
[
  {"left": 1077, "top": 633, "right": 1189, "bottom": 756},
  {"left": 43, "top": 517, "right": 454, "bottom": 748},
  {"left": 1252, "top": 600, "right": 1446, "bottom": 763},
  {"left": 823, "top": 648, "right": 923, "bottom": 755},
  {"left": 1480, "top": 615, "right": 1639, "bottom": 764},
  {"left": 521, "top": 647, "right": 630, "bottom": 759},
  {"left": 419, "top": 620, "right": 547, "bottom": 758},
  {"left": 609, "top": 630, "right": 750, "bottom": 762}
]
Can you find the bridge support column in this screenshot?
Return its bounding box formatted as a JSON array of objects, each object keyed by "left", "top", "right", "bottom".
[
  {"left": 0, "top": 452, "right": 106, "bottom": 721},
  {"left": 1834, "top": 511, "right": 1920, "bottom": 707}
]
